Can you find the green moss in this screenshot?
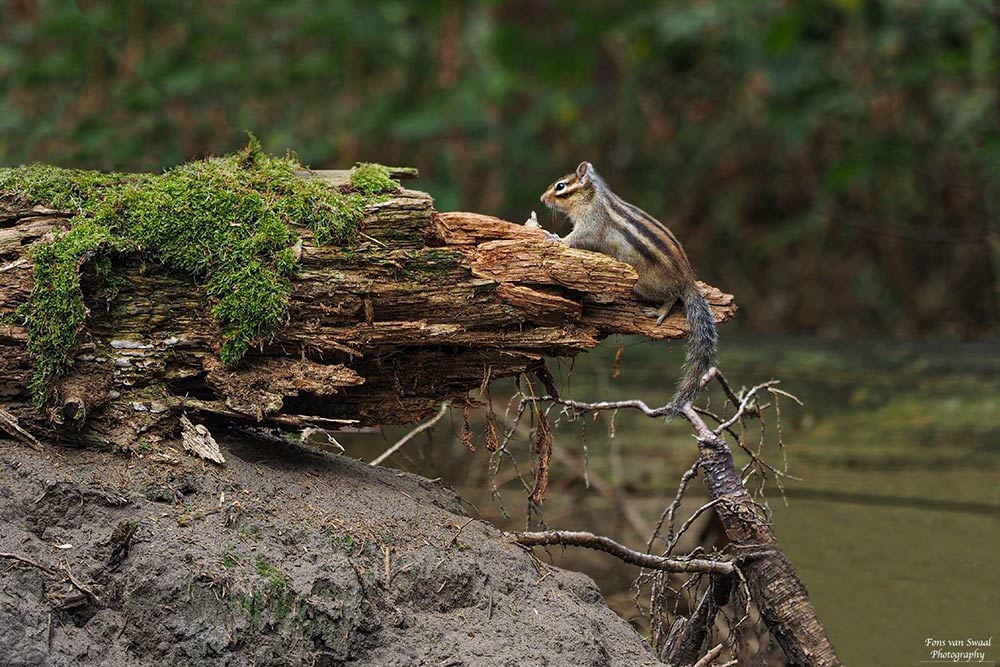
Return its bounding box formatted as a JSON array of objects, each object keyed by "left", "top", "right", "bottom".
[
  {"left": 221, "top": 546, "right": 239, "bottom": 569},
  {"left": 2, "top": 139, "right": 402, "bottom": 407},
  {"left": 22, "top": 219, "right": 115, "bottom": 402},
  {"left": 350, "top": 162, "right": 400, "bottom": 195},
  {"left": 254, "top": 556, "right": 294, "bottom": 620},
  {"left": 331, "top": 533, "right": 357, "bottom": 554},
  {"left": 0, "top": 165, "right": 140, "bottom": 211}
]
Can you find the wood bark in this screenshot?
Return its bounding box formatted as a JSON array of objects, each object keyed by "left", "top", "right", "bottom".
[
  {"left": 683, "top": 404, "right": 843, "bottom": 667},
  {"left": 0, "top": 169, "right": 736, "bottom": 449}
]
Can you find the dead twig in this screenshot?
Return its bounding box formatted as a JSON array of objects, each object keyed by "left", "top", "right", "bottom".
[
  {"left": 370, "top": 401, "right": 450, "bottom": 466},
  {"left": 699, "top": 368, "right": 742, "bottom": 410},
  {"left": 446, "top": 518, "right": 476, "bottom": 548},
  {"left": 528, "top": 401, "right": 553, "bottom": 504},
  {"left": 712, "top": 381, "right": 780, "bottom": 434},
  {"left": 693, "top": 642, "right": 738, "bottom": 667},
  {"left": 0, "top": 408, "right": 44, "bottom": 451},
  {"left": 59, "top": 561, "right": 101, "bottom": 606},
  {"left": 664, "top": 498, "right": 723, "bottom": 556},
  {"left": 533, "top": 395, "right": 672, "bottom": 418},
  {"left": 648, "top": 461, "right": 700, "bottom": 554},
  {"left": 692, "top": 643, "right": 723, "bottom": 667},
  {"left": 512, "top": 530, "right": 734, "bottom": 575},
  {"left": 0, "top": 551, "right": 56, "bottom": 575}
]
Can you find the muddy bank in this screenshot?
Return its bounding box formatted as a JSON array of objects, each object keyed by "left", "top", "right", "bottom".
[{"left": 0, "top": 435, "right": 660, "bottom": 667}]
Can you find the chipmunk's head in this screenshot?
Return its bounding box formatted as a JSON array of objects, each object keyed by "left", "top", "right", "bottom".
[{"left": 541, "top": 161, "right": 599, "bottom": 217}]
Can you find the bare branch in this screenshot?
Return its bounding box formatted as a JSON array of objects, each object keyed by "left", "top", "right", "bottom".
[
  {"left": 532, "top": 394, "right": 674, "bottom": 418},
  {"left": 647, "top": 460, "right": 700, "bottom": 553},
  {"left": 512, "top": 530, "right": 734, "bottom": 575},
  {"left": 664, "top": 498, "right": 723, "bottom": 556},
  {"left": 0, "top": 408, "right": 44, "bottom": 451},
  {"left": 0, "top": 551, "right": 56, "bottom": 574},
  {"left": 370, "top": 401, "right": 450, "bottom": 466},
  {"left": 60, "top": 561, "right": 102, "bottom": 606},
  {"left": 692, "top": 643, "right": 724, "bottom": 667},
  {"left": 713, "top": 381, "right": 781, "bottom": 434},
  {"left": 699, "top": 367, "right": 741, "bottom": 408}
]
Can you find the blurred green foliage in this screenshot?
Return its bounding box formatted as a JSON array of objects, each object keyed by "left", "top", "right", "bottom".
[{"left": 1, "top": 0, "right": 997, "bottom": 337}]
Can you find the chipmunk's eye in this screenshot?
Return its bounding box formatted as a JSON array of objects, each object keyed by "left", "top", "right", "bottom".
[{"left": 555, "top": 181, "right": 567, "bottom": 192}]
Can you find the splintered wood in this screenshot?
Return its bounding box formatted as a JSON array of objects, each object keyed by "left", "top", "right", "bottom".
[
  {"left": 179, "top": 414, "right": 225, "bottom": 465},
  {"left": 0, "top": 170, "right": 736, "bottom": 447}
]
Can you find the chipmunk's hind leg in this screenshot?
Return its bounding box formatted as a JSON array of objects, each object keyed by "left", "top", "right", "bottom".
[{"left": 644, "top": 297, "right": 678, "bottom": 326}]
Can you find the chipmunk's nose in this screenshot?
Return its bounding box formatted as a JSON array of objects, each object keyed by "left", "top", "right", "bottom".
[{"left": 539, "top": 193, "right": 546, "bottom": 204}]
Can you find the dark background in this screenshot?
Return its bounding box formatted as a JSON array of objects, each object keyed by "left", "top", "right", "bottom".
[{"left": 2, "top": 0, "right": 998, "bottom": 339}]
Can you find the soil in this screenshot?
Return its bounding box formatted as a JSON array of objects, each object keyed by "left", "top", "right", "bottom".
[{"left": 0, "top": 433, "right": 661, "bottom": 667}]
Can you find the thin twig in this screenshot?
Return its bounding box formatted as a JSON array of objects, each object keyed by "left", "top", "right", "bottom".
[
  {"left": 446, "top": 518, "right": 476, "bottom": 547},
  {"left": 60, "top": 561, "right": 101, "bottom": 606},
  {"left": 0, "top": 551, "right": 56, "bottom": 574},
  {"left": 370, "top": 402, "right": 449, "bottom": 466},
  {"left": 692, "top": 642, "right": 724, "bottom": 667},
  {"left": 665, "top": 498, "right": 723, "bottom": 556},
  {"left": 531, "top": 395, "right": 672, "bottom": 417},
  {"left": 702, "top": 368, "right": 743, "bottom": 409},
  {"left": 647, "top": 461, "right": 700, "bottom": 554},
  {"left": 0, "top": 409, "right": 44, "bottom": 451},
  {"left": 713, "top": 381, "right": 781, "bottom": 434},
  {"left": 694, "top": 406, "right": 742, "bottom": 441},
  {"left": 512, "top": 530, "right": 734, "bottom": 575}
]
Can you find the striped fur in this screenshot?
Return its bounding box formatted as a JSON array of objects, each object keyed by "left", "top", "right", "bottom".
[{"left": 540, "top": 162, "right": 717, "bottom": 411}]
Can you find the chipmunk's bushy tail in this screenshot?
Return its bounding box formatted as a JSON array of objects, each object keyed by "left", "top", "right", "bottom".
[{"left": 670, "top": 284, "right": 718, "bottom": 413}]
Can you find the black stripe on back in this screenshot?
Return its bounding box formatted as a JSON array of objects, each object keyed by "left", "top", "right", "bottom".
[
  {"left": 621, "top": 200, "right": 683, "bottom": 250},
  {"left": 605, "top": 195, "right": 678, "bottom": 259},
  {"left": 612, "top": 219, "right": 660, "bottom": 264}
]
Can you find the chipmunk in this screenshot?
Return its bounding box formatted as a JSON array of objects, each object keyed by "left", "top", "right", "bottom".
[{"left": 534, "top": 161, "right": 717, "bottom": 411}]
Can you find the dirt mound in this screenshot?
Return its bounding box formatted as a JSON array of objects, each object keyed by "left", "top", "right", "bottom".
[{"left": 0, "top": 435, "right": 660, "bottom": 666}]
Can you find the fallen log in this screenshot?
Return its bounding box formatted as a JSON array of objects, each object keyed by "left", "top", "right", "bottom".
[{"left": 0, "top": 159, "right": 735, "bottom": 451}]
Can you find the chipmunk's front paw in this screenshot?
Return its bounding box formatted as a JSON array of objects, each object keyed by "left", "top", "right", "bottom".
[{"left": 525, "top": 211, "right": 561, "bottom": 242}]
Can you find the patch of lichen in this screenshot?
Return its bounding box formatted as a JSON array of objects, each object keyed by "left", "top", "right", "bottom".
[
  {"left": 350, "top": 162, "right": 400, "bottom": 196},
  {"left": 2, "top": 138, "right": 399, "bottom": 407}
]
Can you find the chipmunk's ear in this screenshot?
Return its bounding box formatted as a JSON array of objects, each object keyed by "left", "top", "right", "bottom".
[{"left": 576, "top": 161, "right": 593, "bottom": 183}]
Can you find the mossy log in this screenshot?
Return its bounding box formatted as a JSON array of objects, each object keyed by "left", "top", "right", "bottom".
[{"left": 0, "top": 168, "right": 735, "bottom": 449}]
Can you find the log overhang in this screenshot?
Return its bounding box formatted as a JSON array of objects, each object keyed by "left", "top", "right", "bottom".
[{"left": 0, "top": 169, "right": 735, "bottom": 448}]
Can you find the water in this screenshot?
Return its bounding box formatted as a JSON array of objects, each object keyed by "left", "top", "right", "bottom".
[{"left": 342, "top": 335, "right": 1000, "bottom": 666}]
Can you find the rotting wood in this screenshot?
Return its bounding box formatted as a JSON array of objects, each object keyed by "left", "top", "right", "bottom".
[
  {"left": 0, "top": 167, "right": 736, "bottom": 450},
  {"left": 179, "top": 414, "right": 225, "bottom": 465}
]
